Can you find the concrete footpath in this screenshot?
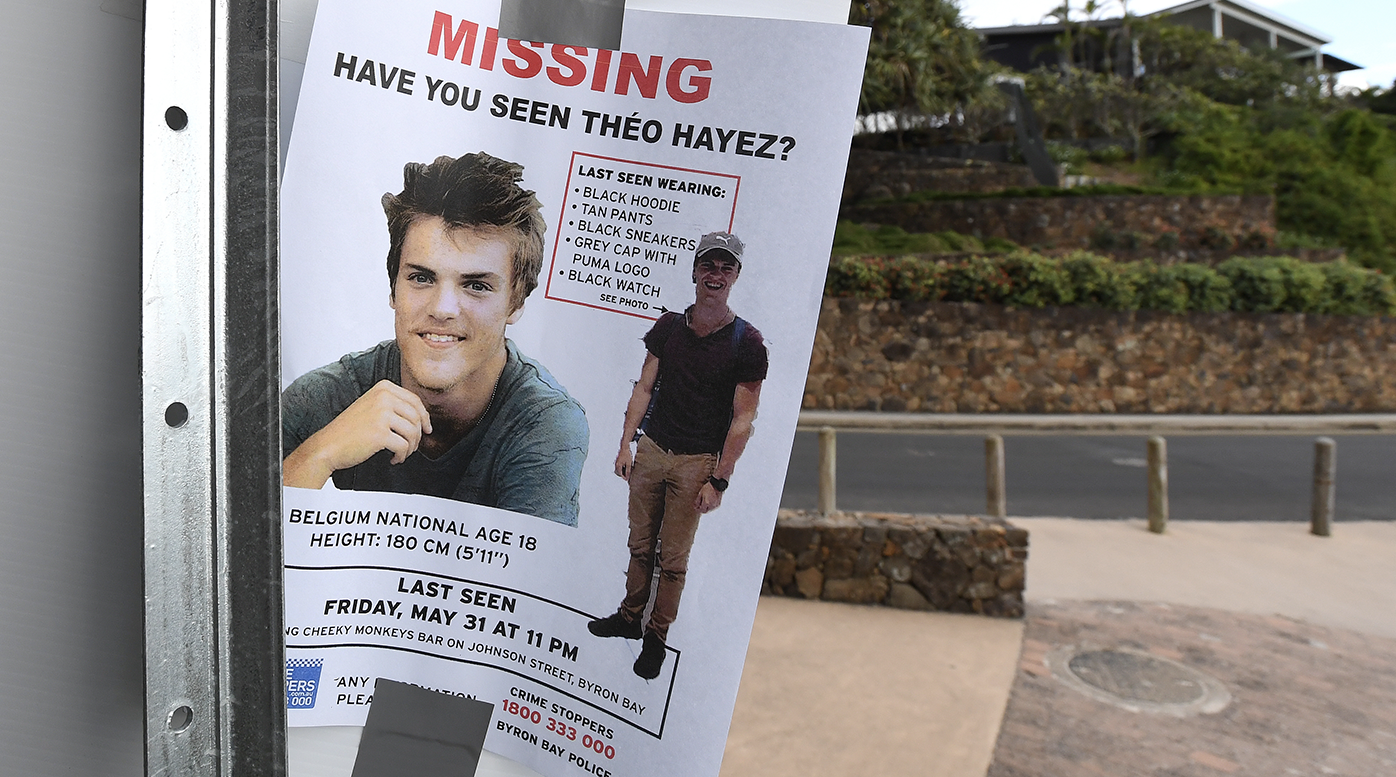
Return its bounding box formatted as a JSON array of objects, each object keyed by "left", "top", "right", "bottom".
[
  {"left": 718, "top": 519, "right": 1396, "bottom": 777},
  {"left": 720, "top": 599, "right": 1024, "bottom": 777},
  {"left": 1013, "top": 518, "right": 1396, "bottom": 641}
]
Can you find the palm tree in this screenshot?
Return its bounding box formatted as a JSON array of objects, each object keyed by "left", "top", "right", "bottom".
[
  {"left": 1043, "top": 2, "right": 1075, "bottom": 72},
  {"left": 852, "top": 0, "right": 995, "bottom": 147}
]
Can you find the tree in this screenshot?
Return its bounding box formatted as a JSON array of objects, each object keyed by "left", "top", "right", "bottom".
[
  {"left": 1361, "top": 82, "right": 1396, "bottom": 116},
  {"left": 1102, "top": 74, "right": 1184, "bottom": 162},
  {"left": 851, "top": 0, "right": 996, "bottom": 145},
  {"left": 1132, "top": 21, "right": 1324, "bottom": 109}
]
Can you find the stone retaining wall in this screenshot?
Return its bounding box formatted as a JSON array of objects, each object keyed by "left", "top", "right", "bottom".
[
  {"left": 843, "top": 148, "right": 1039, "bottom": 203},
  {"left": 805, "top": 299, "right": 1396, "bottom": 413},
  {"left": 764, "top": 510, "right": 1027, "bottom": 618},
  {"left": 843, "top": 193, "right": 1275, "bottom": 252}
]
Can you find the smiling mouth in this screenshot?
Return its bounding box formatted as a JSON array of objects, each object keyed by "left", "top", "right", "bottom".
[
  {"left": 703, "top": 281, "right": 725, "bottom": 290},
  {"left": 418, "top": 332, "right": 464, "bottom": 344}
]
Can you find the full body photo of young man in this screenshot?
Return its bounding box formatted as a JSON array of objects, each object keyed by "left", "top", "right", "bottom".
[{"left": 587, "top": 232, "right": 768, "bottom": 679}]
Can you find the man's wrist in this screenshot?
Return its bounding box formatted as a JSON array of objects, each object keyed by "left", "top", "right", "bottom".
[
  {"left": 707, "top": 475, "right": 729, "bottom": 492},
  {"left": 283, "top": 443, "right": 334, "bottom": 489}
]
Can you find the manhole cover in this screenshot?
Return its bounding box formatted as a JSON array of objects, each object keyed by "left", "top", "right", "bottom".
[
  {"left": 1068, "top": 650, "right": 1205, "bottom": 704},
  {"left": 1046, "top": 647, "right": 1231, "bottom": 716}
]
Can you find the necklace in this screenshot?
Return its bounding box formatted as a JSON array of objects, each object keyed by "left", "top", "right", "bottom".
[
  {"left": 687, "top": 307, "right": 735, "bottom": 337},
  {"left": 424, "top": 375, "right": 499, "bottom": 451},
  {"left": 469, "top": 376, "right": 500, "bottom": 431},
  {"left": 415, "top": 372, "right": 501, "bottom": 460}
]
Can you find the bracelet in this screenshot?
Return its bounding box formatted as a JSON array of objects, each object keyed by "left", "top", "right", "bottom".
[{"left": 707, "top": 476, "right": 729, "bottom": 492}]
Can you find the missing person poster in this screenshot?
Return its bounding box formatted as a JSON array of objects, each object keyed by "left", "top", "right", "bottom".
[{"left": 280, "top": 1, "right": 868, "bottom": 774}]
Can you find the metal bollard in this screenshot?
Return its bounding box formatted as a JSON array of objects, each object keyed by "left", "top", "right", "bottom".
[
  {"left": 985, "top": 434, "right": 1006, "bottom": 518},
  {"left": 818, "top": 426, "right": 837, "bottom": 516},
  {"left": 1311, "top": 437, "right": 1335, "bottom": 537},
  {"left": 1147, "top": 436, "right": 1168, "bottom": 534}
]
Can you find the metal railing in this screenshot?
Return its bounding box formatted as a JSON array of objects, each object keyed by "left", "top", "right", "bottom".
[{"left": 795, "top": 411, "right": 1386, "bottom": 536}]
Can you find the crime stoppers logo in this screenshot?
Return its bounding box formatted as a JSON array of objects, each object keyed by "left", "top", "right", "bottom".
[{"left": 286, "top": 658, "right": 324, "bottom": 709}]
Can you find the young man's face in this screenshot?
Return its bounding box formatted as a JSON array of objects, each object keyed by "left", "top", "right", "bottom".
[
  {"left": 692, "top": 252, "right": 741, "bottom": 305},
  {"left": 391, "top": 216, "right": 522, "bottom": 395}
]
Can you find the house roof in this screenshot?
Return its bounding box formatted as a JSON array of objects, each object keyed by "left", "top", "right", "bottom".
[
  {"left": 1319, "top": 52, "right": 1363, "bottom": 73},
  {"left": 976, "top": 20, "right": 1121, "bottom": 38},
  {"left": 1153, "top": 0, "right": 1330, "bottom": 47},
  {"left": 976, "top": 0, "right": 1361, "bottom": 72}
]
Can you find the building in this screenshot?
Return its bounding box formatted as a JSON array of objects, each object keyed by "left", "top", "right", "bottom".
[{"left": 979, "top": 0, "right": 1361, "bottom": 74}]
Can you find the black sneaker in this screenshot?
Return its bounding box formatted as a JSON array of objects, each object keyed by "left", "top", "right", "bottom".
[
  {"left": 633, "top": 631, "right": 666, "bottom": 680},
  {"left": 587, "top": 612, "right": 642, "bottom": 639}
]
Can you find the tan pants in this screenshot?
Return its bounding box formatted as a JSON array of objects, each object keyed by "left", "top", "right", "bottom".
[{"left": 620, "top": 435, "right": 717, "bottom": 640}]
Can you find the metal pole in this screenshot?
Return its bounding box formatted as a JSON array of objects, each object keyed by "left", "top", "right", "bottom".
[
  {"left": 143, "top": 0, "right": 285, "bottom": 772},
  {"left": 818, "top": 426, "right": 837, "bottom": 515},
  {"left": 1311, "top": 437, "right": 1336, "bottom": 537},
  {"left": 1147, "top": 436, "right": 1168, "bottom": 533},
  {"left": 985, "top": 434, "right": 1007, "bottom": 518}
]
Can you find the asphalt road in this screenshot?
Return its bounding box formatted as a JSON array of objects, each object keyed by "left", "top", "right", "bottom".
[{"left": 779, "top": 432, "right": 1396, "bottom": 521}]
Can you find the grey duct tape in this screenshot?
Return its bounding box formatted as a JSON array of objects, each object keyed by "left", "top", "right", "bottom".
[
  {"left": 350, "top": 679, "right": 496, "bottom": 777},
  {"left": 498, "top": 0, "right": 625, "bottom": 49}
]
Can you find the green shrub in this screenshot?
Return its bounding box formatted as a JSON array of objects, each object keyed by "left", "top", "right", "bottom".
[
  {"left": 885, "top": 256, "right": 944, "bottom": 302},
  {"left": 1062, "top": 252, "right": 1139, "bottom": 309},
  {"left": 1160, "top": 105, "right": 1396, "bottom": 273},
  {"left": 936, "top": 231, "right": 984, "bottom": 253},
  {"left": 831, "top": 220, "right": 879, "bottom": 255},
  {"left": 941, "top": 255, "right": 1011, "bottom": 303},
  {"left": 872, "top": 225, "right": 950, "bottom": 254},
  {"left": 1217, "top": 256, "right": 1286, "bottom": 311},
  {"left": 1000, "top": 251, "right": 1074, "bottom": 307},
  {"left": 1278, "top": 259, "right": 1326, "bottom": 313},
  {"left": 1129, "top": 263, "right": 1189, "bottom": 312},
  {"left": 1168, "top": 262, "right": 1233, "bottom": 312},
  {"left": 1363, "top": 270, "right": 1396, "bottom": 315},
  {"left": 825, "top": 252, "right": 1394, "bottom": 318},
  {"left": 1218, "top": 256, "right": 1323, "bottom": 312},
  {"left": 1318, "top": 261, "right": 1396, "bottom": 315},
  {"left": 826, "top": 256, "right": 893, "bottom": 298},
  {"left": 830, "top": 221, "right": 1016, "bottom": 256},
  {"left": 1090, "top": 144, "right": 1130, "bottom": 164},
  {"left": 832, "top": 220, "right": 980, "bottom": 256},
  {"left": 1123, "top": 260, "right": 1232, "bottom": 314},
  {"left": 1275, "top": 231, "right": 1339, "bottom": 251},
  {"left": 1046, "top": 141, "right": 1090, "bottom": 174}
]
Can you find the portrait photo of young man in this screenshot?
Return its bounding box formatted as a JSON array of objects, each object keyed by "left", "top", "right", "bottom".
[
  {"left": 281, "top": 152, "right": 589, "bottom": 526},
  {"left": 587, "top": 231, "right": 768, "bottom": 679}
]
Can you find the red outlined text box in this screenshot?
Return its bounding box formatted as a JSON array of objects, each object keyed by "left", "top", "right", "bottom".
[{"left": 545, "top": 152, "right": 740, "bottom": 321}]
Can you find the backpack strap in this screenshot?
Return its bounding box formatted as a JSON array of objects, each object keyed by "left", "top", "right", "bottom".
[{"left": 637, "top": 313, "right": 746, "bottom": 441}]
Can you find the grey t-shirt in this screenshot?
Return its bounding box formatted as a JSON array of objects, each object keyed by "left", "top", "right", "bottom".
[{"left": 281, "top": 340, "right": 588, "bottom": 526}]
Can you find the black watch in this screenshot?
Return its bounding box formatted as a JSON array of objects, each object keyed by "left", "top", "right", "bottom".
[{"left": 707, "top": 476, "right": 729, "bottom": 492}]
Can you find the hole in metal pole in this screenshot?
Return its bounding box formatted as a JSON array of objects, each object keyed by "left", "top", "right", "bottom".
[
  {"left": 164, "top": 402, "right": 188, "bottom": 428},
  {"left": 165, "top": 106, "right": 188, "bottom": 131},
  {"left": 168, "top": 705, "right": 193, "bottom": 732}
]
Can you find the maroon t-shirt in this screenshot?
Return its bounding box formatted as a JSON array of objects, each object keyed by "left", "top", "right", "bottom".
[{"left": 642, "top": 310, "right": 768, "bottom": 455}]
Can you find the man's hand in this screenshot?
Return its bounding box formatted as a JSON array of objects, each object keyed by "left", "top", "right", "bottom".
[
  {"left": 283, "top": 380, "right": 432, "bottom": 488},
  {"left": 614, "top": 444, "right": 635, "bottom": 481},
  {"left": 616, "top": 354, "right": 658, "bottom": 481},
  {"left": 695, "top": 481, "right": 723, "bottom": 514}
]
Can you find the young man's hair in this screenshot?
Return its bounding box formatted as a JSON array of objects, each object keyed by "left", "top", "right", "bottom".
[{"left": 382, "top": 152, "right": 546, "bottom": 312}]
